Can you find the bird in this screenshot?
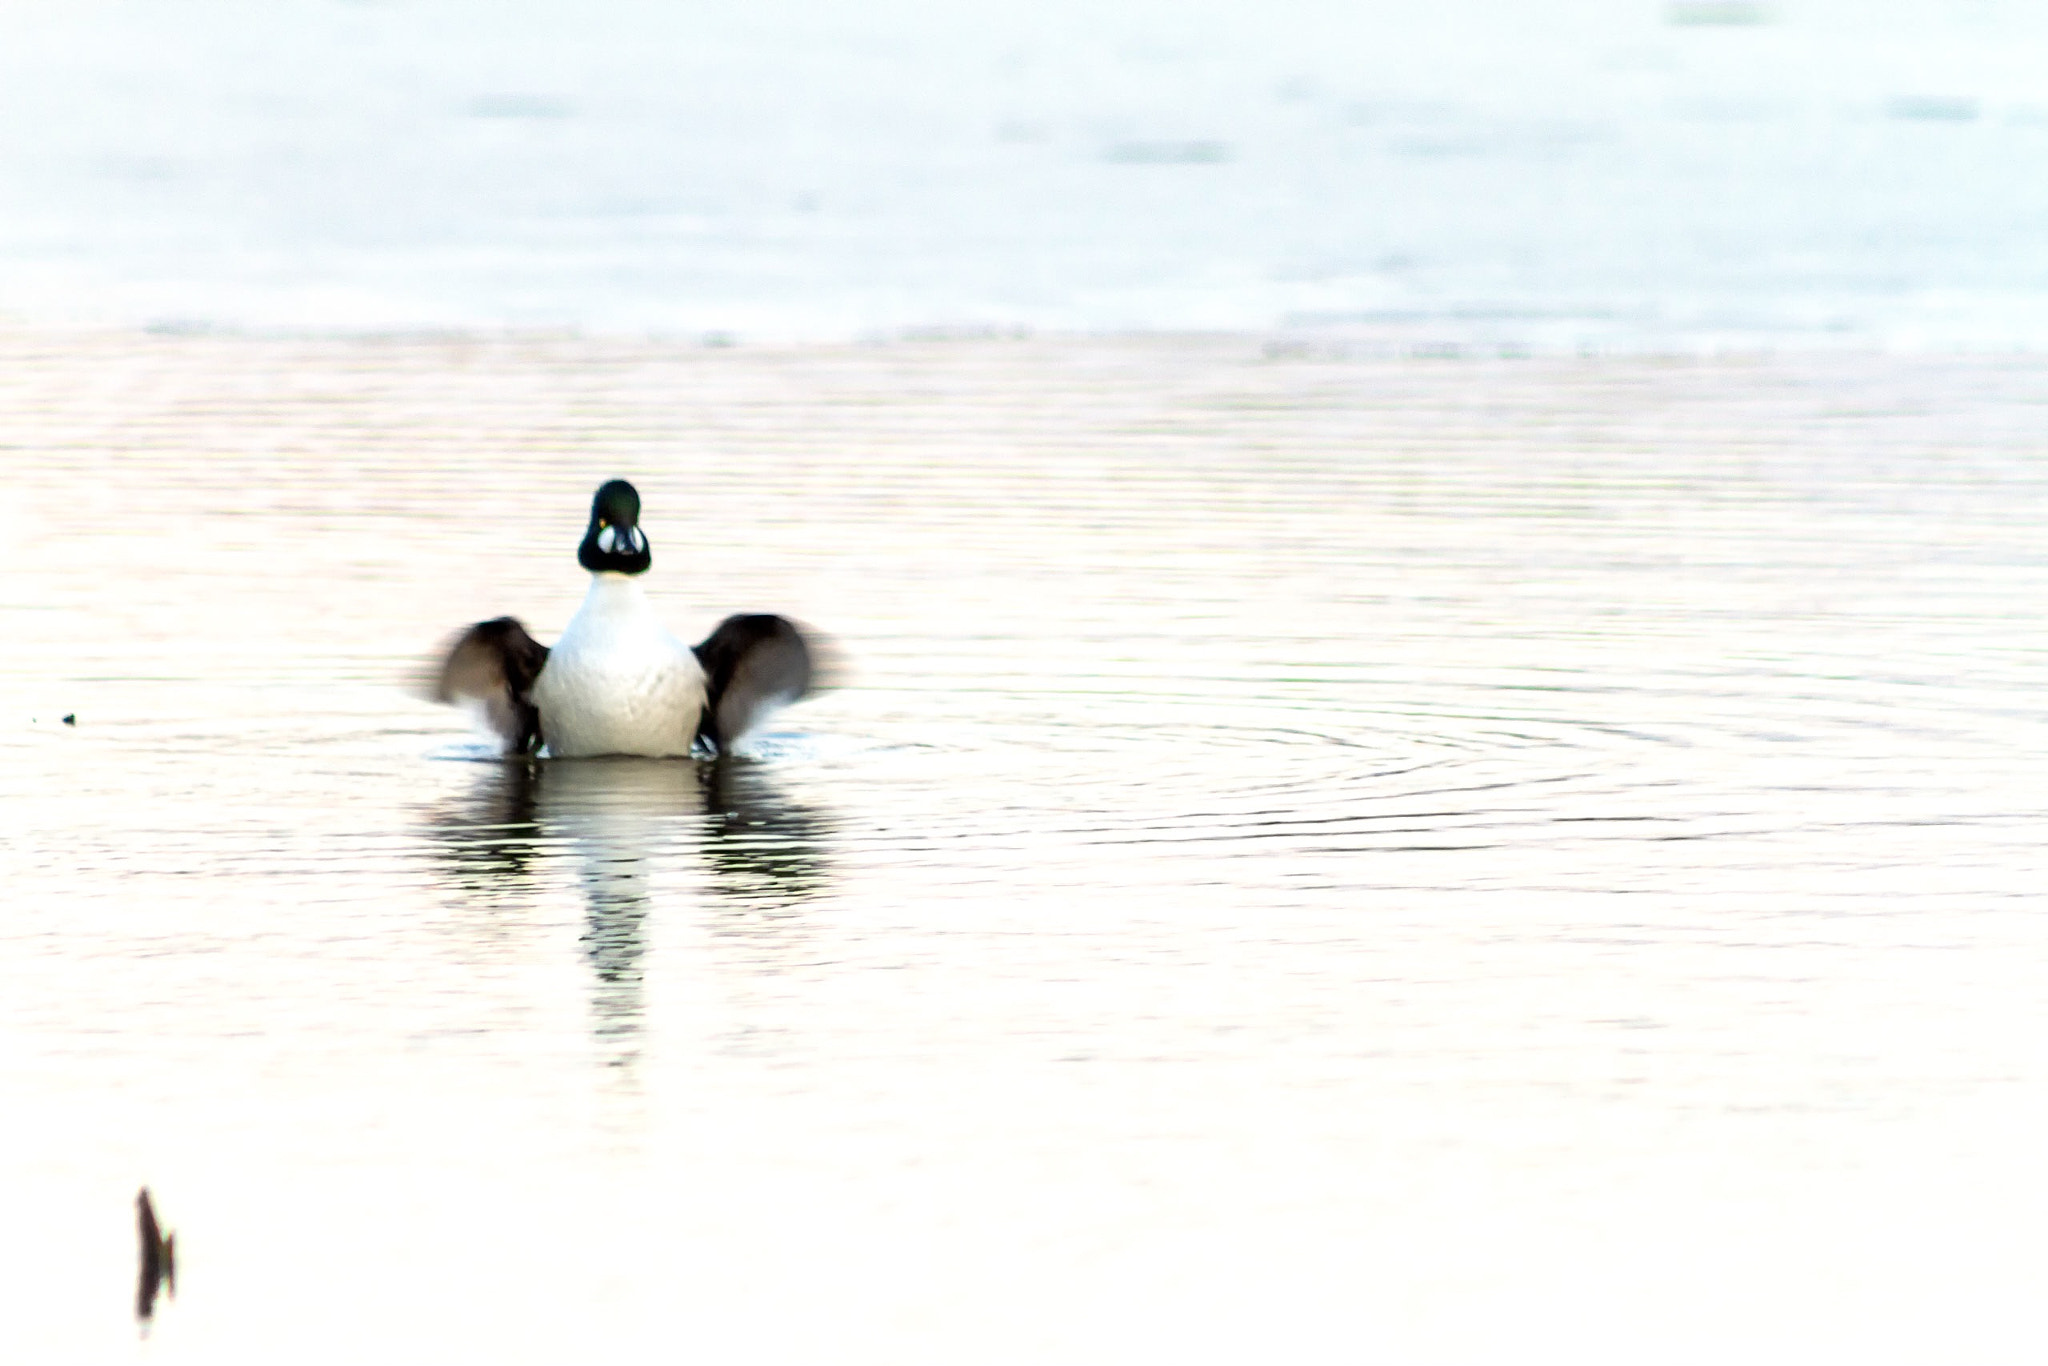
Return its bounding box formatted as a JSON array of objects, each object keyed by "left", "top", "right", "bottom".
[{"left": 432, "top": 479, "right": 815, "bottom": 758}]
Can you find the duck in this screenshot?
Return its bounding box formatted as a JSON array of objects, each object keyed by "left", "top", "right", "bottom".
[{"left": 432, "top": 479, "right": 815, "bottom": 758}]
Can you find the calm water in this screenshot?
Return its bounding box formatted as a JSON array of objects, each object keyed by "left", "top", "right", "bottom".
[
  {"left": 5, "top": 0, "right": 2048, "bottom": 348},
  {"left": 3, "top": 333, "right": 2046, "bottom": 1360}
]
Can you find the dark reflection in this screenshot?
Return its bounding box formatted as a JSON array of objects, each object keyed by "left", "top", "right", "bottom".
[
  {"left": 135, "top": 1187, "right": 174, "bottom": 1325},
  {"left": 422, "top": 757, "right": 829, "bottom": 1067},
  {"left": 698, "top": 759, "right": 830, "bottom": 909},
  {"left": 428, "top": 759, "right": 543, "bottom": 887}
]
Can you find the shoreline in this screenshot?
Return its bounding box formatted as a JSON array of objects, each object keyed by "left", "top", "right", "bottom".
[{"left": 7, "top": 317, "right": 2048, "bottom": 364}]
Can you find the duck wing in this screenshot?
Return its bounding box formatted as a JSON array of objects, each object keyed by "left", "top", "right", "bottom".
[
  {"left": 433, "top": 616, "right": 551, "bottom": 754},
  {"left": 693, "top": 614, "right": 814, "bottom": 752}
]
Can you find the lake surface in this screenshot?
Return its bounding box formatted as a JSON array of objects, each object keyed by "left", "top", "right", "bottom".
[
  {"left": 5, "top": 0, "right": 2048, "bottom": 349},
  {"left": 2, "top": 331, "right": 2045, "bottom": 1361}
]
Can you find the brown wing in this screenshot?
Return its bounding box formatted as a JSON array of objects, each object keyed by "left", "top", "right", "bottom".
[
  {"left": 432, "top": 616, "right": 551, "bottom": 754},
  {"left": 692, "top": 614, "right": 816, "bottom": 752}
]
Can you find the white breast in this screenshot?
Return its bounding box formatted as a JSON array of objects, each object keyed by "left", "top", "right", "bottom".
[{"left": 532, "top": 575, "right": 706, "bottom": 758}]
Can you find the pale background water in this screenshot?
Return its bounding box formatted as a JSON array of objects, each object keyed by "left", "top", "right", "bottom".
[
  {"left": 5, "top": 1, "right": 2048, "bottom": 1362},
  {"left": 2, "top": 0, "right": 2048, "bottom": 347}
]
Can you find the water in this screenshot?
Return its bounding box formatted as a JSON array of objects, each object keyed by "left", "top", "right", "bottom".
[
  {"left": 3, "top": 331, "right": 2046, "bottom": 1360},
  {"left": 5, "top": 0, "right": 2048, "bottom": 348}
]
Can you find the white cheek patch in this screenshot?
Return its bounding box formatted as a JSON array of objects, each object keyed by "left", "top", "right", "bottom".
[
  {"left": 627, "top": 528, "right": 646, "bottom": 553},
  {"left": 597, "top": 526, "right": 617, "bottom": 553}
]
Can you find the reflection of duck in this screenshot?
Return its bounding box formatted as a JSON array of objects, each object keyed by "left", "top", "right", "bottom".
[
  {"left": 432, "top": 479, "right": 817, "bottom": 757},
  {"left": 699, "top": 760, "right": 830, "bottom": 909},
  {"left": 545, "top": 761, "right": 700, "bottom": 1065},
  {"left": 423, "top": 757, "right": 829, "bottom": 1061},
  {"left": 428, "top": 760, "right": 542, "bottom": 886}
]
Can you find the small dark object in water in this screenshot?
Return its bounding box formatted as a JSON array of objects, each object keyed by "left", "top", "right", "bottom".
[
  {"left": 136, "top": 1187, "right": 175, "bottom": 1321},
  {"left": 62, "top": 713, "right": 76, "bottom": 726}
]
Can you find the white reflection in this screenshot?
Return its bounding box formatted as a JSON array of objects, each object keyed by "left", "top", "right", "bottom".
[{"left": 425, "top": 758, "right": 829, "bottom": 1068}]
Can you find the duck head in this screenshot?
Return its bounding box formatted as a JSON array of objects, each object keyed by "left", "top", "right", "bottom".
[{"left": 578, "top": 479, "right": 653, "bottom": 575}]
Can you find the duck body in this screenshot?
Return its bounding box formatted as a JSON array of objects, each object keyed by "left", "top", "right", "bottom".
[
  {"left": 531, "top": 574, "right": 705, "bottom": 758},
  {"left": 432, "top": 479, "right": 816, "bottom": 760}
]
